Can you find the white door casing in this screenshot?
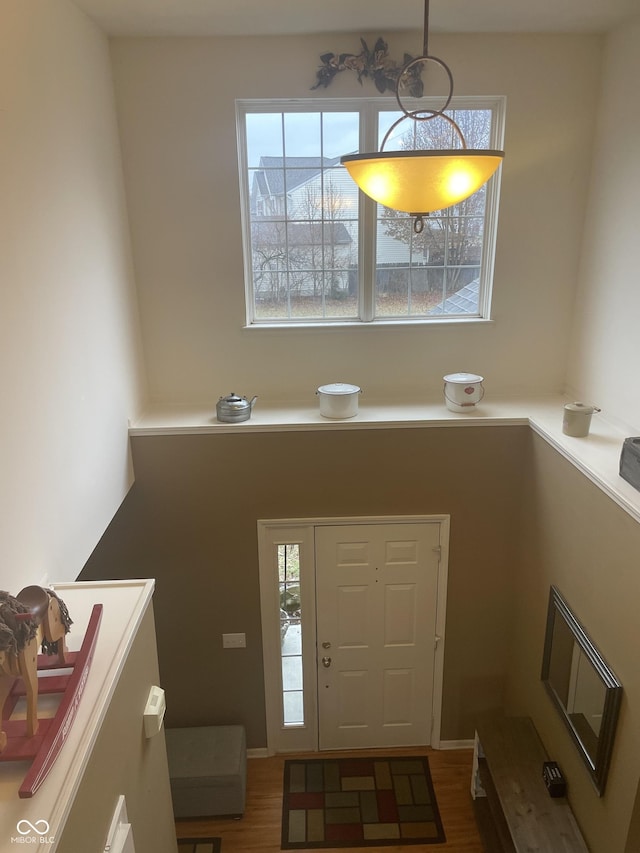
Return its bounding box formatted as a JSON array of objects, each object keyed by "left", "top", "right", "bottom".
[{"left": 257, "top": 516, "right": 449, "bottom": 755}]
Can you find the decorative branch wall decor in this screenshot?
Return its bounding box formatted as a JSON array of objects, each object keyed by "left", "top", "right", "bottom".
[{"left": 311, "top": 37, "right": 423, "bottom": 96}]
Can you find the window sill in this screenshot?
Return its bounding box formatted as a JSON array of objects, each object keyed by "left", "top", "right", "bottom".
[
  {"left": 129, "top": 395, "right": 640, "bottom": 525},
  {"left": 242, "top": 317, "right": 494, "bottom": 331}
]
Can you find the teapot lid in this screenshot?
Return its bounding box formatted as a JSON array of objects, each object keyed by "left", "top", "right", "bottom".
[{"left": 217, "top": 392, "right": 250, "bottom": 409}]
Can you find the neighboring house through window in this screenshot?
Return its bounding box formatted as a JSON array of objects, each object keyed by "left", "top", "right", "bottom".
[{"left": 236, "top": 97, "right": 505, "bottom": 325}]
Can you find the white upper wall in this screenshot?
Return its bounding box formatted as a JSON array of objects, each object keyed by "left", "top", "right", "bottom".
[
  {"left": 566, "top": 16, "right": 640, "bottom": 434},
  {"left": 0, "top": 0, "right": 146, "bottom": 591},
  {"left": 110, "top": 32, "right": 602, "bottom": 404}
]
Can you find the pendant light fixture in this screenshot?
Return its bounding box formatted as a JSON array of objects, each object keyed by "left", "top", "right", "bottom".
[{"left": 341, "top": 0, "right": 504, "bottom": 233}]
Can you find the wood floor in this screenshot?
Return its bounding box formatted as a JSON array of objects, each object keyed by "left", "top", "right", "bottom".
[{"left": 175, "top": 746, "right": 487, "bottom": 852}]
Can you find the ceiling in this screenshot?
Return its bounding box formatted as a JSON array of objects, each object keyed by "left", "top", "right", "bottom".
[{"left": 71, "top": 0, "right": 638, "bottom": 38}]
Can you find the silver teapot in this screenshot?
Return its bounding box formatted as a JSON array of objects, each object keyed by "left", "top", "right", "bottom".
[{"left": 216, "top": 392, "right": 257, "bottom": 423}]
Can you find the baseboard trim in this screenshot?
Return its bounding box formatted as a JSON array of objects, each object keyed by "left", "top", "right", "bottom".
[
  {"left": 439, "top": 739, "right": 475, "bottom": 750},
  {"left": 247, "top": 747, "right": 269, "bottom": 759},
  {"left": 248, "top": 742, "right": 473, "bottom": 757}
]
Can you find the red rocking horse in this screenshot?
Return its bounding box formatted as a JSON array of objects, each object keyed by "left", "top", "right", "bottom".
[{"left": 0, "top": 586, "right": 72, "bottom": 753}]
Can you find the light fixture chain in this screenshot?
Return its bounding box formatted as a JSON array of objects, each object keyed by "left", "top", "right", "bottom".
[{"left": 423, "top": 0, "right": 430, "bottom": 56}]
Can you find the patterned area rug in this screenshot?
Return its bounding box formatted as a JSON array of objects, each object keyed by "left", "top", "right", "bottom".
[
  {"left": 177, "top": 838, "right": 221, "bottom": 853},
  {"left": 281, "top": 757, "right": 446, "bottom": 849}
]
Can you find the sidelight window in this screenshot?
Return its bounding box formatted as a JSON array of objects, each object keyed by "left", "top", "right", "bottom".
[
  {"left": 257, "top": 521, "right": 318, "bottom": 752},
  {"left": 279, "top": 544, "right": 303, "bottom": 726}
]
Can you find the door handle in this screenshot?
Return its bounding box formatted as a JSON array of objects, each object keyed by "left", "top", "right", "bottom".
[{"left": 322, "top": 656, "right": 332, "bottom": 668}]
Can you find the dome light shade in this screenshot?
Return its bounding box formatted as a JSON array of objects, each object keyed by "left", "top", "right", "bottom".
[
  {"left": 340, "top": 0, "right": 505, "bottom": 230},
  {"left": 341, "top": 149, "right": 505, "bottom": 214}
]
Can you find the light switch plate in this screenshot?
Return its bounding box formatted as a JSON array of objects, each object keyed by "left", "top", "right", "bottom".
[
  {"left": 143, "top": 685, "right": 166, "bottom": 737},
  {"left": 222, "top": 632, "right": 246, "bottom": 648}
]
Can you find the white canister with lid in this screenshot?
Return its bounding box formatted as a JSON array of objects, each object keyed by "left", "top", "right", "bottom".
[
  {"left": 316, "top": 383, "right": 361, "bottom": 419},
  {"left": 562, "top": 402, "right": 601, "bottom": 437},
  {"left": 443, "top": 373, "right": 484, "bottom": 412}
]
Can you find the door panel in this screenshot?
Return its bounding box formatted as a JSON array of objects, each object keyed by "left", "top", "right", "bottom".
[
  {"left": 382, "top": 668, "right": 414, "bottom": 724},
  {"left": 384, "top": 584, "right": 417, "bottom": 645},
  {"left": 316, "top": 522, "right": 440, "bottom": 750},
  {"left": 337, "top": 586, "right": 368, "bottom": 646},
  {"left": 337, "top": 670, "right": 369, "bottom": 728}
]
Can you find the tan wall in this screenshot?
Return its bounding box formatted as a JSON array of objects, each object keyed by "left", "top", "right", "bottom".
[
  {"left": 110, "top": 31, "right": 601, "bottom": 404},
  {"left": 81, "top": 425, "right": 527, "bottom": 746},
  {"left": 57, "top": 605, "right": 177, "bottom": 853},
  {"left": 506, "top": 432, "right": 640, "bottom": 853}
]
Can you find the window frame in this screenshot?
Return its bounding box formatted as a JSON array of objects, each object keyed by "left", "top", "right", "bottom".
[{"left": 236, "top": 96, "right": 505, "bottom": 328}]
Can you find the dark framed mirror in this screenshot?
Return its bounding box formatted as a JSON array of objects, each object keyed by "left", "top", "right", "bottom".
[{"left": 541, "top": 585, "right": 622, "bottom": 796}]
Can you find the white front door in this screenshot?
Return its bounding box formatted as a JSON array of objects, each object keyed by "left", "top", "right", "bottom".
[{"left": 315, "top": 522, "right": 441, "bottom": 750}]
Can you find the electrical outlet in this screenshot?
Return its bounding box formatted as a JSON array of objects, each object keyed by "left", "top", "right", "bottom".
[{"left": 222, "top": 632, "right": 246, "bottom": 649}]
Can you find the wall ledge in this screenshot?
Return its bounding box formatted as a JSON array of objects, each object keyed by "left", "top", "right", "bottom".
[{"left": 129, "top": 396, "right": 640, "bottom": 525}]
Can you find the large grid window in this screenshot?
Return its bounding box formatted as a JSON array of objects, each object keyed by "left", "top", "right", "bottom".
[{"left": 237, "top": 97, "right": 504, "bottom": 325}]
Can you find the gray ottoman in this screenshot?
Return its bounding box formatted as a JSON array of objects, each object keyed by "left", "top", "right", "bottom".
[{"left": 166, "top": 725, "right": 247, "bottom": 818}]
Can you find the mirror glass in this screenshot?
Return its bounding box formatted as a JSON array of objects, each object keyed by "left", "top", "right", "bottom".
[{"left": 541, "top": 586, "right": 622, "bottom": 795}]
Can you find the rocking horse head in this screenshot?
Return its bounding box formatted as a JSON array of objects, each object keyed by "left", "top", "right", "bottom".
[
  {"left": 15, "top": 586, "right": 73, "bottom": 655},
  {"left": 0, "top": 586, "right": 72, "bottom": 659}
]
